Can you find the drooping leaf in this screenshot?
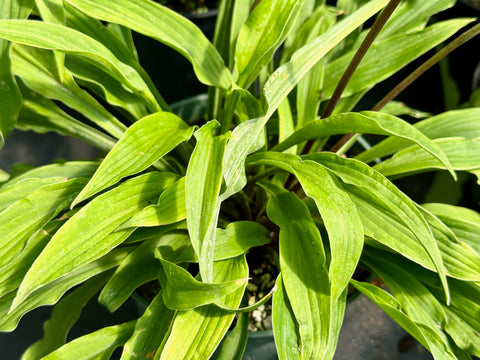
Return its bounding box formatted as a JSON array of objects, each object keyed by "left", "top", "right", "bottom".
[
  {"left": 273, "top": 111, "right": 455, "bottom": 178},
  {"left": 21, "top": 275, "right": 108, "bottom": 360},
  {"left": 65, "top": 0, "right": 233, "bottom": 90},
  {"left": 186, "top": 121, "right": 229, "bottom": 282},
  {"left": 374, "top": 137, "right": 480, "bottom": 178},
  {"left": 266, "top": 187, "right": 330, "bottom": 359},
  {"left": 155, "top": 255, "right": 248, "bottom": 360},
  {"left": 42, "top": 321, "right": 136, "bottom": 360},
  {"left": 99, "top": 231, "right": 190, "bottom": 312},
  {"left": 305, "top": 152, "right": 450, "bottom": 300},
  {"left": 0, "top": 178, "right": 87, "bottom": 271},
  {"left": 73, "top": 112, "right": 191, "bottom": 205},
  {"left": 120, "top": 177, "right": 186, "bottom": 229},
  {"left": 0, "top": 248, "right": 131, "bottom": 332},
  {"left": 357, "top": 108, "right": 480, "bottom": 163},
  {"left": 121, "top": 291, "right": 174, "bottom": 360},
  {"left": 13, "top": 172, "right": 174, "bottom": 308},
  {"left": 0, "top": 19, "right": 159, "bottom": 111},
  {"left": 252, "top": 153, "right": 365, "bottom": 303},
  {"left": 0, "top": 161, "right": 97, "bottom": 190},
  {"left": 12, "top": 44, "right": 126, "bottom": 139},
  {"left": 235, "top": 0, "right": 304, "bottom": 88},
  {"left": 157, "top": 257, "right": 247, "bottom": 311}
]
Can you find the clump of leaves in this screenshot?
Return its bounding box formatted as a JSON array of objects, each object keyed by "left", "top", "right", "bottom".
[{"left": 1, "top": 0, "right": 480, "bottom": 359}]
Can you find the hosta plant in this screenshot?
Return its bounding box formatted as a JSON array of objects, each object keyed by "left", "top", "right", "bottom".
[{"left": 1, "top": 0, "right": 480, "bottom": 359}]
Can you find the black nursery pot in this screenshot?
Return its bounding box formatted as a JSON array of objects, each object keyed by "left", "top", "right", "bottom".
[{"left": 133, "top": 10, "right": 218, "bottom": 104}]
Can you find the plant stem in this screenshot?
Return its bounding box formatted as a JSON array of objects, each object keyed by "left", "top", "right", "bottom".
[
  {"left": 301, "top": 0, "right": 402, "bottom": 156},
  {"left": 329, "top": 22, "right": 480, "bottom": 153}
]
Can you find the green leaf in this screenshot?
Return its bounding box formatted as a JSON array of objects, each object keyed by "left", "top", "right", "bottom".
[
  {"left": 272, "top": 274, "right": 302, "bottom": 360},
  {"left": 13, "top": 172, "right": 172, "bottom": 308},
  {"left": 121, "top": 291, "right": 174, "bottom": 360},
  {"left": 157, "top": 257, "right": 247, "bottom": 311},
  {"left": 119, "top": 177, "right": 186, "bottom": 229},
  {"left": 0, "top": 161, "right": 97, "bottom": 190},
  {"left": 99, "top": 231, "right": 190, "bottom": 312},
  {"left": 0, "top": 247, "right": 131, "bottom": 331},
  {"left": 214, "top": 296, "right": 249, "bottom": 360},
  {"left": 263, "top": 0, "right": 388, "bottom": 118},
  {"left": 0, "top": 19, "right": 159, "bottom": 111},
  {"left": 362, "top": 250, "right": 459, "bottom": 360},
  {"left": 422, "top": 203, "right": 480, "bottom": 256},
  {"left": 443, "top": 307, "right": 480, "bottom": 357},
  {"left": 0, "top": 178, "right": 87, "bottom": 271},
  {"left": 305, "top": 152, "right": 450, "bottom": 301},
  {"left": 374, "top": 137, "right": 480, "bottom": 178},
  {"left": 321, "top": 19, "right": 474, "bottom": 100},
  {"left": 43, "top": 321, "right": 136, "bottom": 360},
  {"left": 0, "top": 0, "right": 32, "bottom": 149},
  {"left": 65, "top": 0, "right": 233, "bottom": 90},
  {"left": 155, "top": 255, "right": 248, "bottom": 360},
  {"left": 186, "top": 121, "right": 229, "bottom": 282},
  {"left": 21, "top": 275, "right": 107, "bottom": 360},
  {"left": 274, "top": 111, "right": 455, "bottom": 178},
  {"left": 73, "top": 112, "right": 191, "bottom": 205},
  {"left": 176, "top": 221, "right": 270, "bottom": 263},
  {"left": 253, "top": 153, "right": 364, "bottom": 303},
  {"left": 350, "top": 279, "right": 430, "bottom": 350},
  {"left": 357, "top": 108, "right": 480, "bottom": 163},
  {"left": 234, "top": 0, "right": 304, "bottom": 88},
  {"left": 266, "top": 189, "right": 330, "bottom": 358},
  {"left": 12, "top": 44, "right": 127, "bottom": 139}
]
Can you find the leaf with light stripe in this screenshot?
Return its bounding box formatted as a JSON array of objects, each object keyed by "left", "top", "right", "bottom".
[
  {"left": 266, "top": 187, "right": 330, "bottom": 359},
  {"left": 73, "top": 112, "right": 191, "bottom": 205},
  {"left": 65, "top": 0, "right": 233, "bottom": 90},
  {"left": 0, "top": 178, "right": 87, "bottom": 271},
  {"left": 13, "top": 172, "right": 175, "bottom": 308},
  {"left": 374, "top": 137, "right": 480, "bottom": 178},
  {"left": 156, "top": 255, "right": 248, "bottom": 360},
  {"left": 186, "top": 121, "right": 229, "bottom": 282}
]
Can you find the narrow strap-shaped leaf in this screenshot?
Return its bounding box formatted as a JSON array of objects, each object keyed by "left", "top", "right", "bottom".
[
  {"left": 266, "top": 188, "right": 330, "bottom": 359},
  {"left": 235, "top": 0, "right": 304, "bottom": 88},
  {"left": 321, "top": 19, "right": 474, "bottom": 100},
  {"left": 350, "top": 279, "right": 431, "bottom": 351},
  {"left": 362, "top": 249, "right": 458, "bottom": 359},
  {"left": 13, "top": 172, "right": 172, "bottom": 308},
  {"left": 0, "top": 178, "right": 87, "bottom": 271},
  {"left": 120, "top": 177, "right": 186, "bottom": 229},
  {"left": 21, "top": 274, "right": 108, "bottom": 360},
  {"left": 186, "top": 121, "right": 229, "bottom": 282},
  {"left": 0, "top": 177, "right": 64, "bottom": 212},
  {"left": 0, "top": 0, "right": 32, "bottom": 149},
  {"left": 12, "top": 44, "right": 126, "bottom": 139},
  {"left": 121, "top": 291, "right": 174, "bottom": 360},
  {"left": 156, "top": 255, "right": 248, "bottom": 360},
  {"left": 374, "top": 137, "right": 480, "bottom": 178},
  {"left": 99, "top": 231, "right": 190, "bottom": 312},
  {"left": 305, "top": 152, "right": 450, "bottom": 302},
  {"left": 443, "top": 307, "right": 480, "bottom": 357},
  {"left": 357, "top": 108, "right": 480, "bottom": 163},
  {"left": 273, "top": 111, "right": 455, "bottom": 178},
  {"left": 158, "top": 257, "right": 247, "bottom": 311},
  {"left": 272, "top": 274, "right": 302, "bottom": 360},
  {"left": 0, "top": 161, "right": 97, "bottom": 190},
  {"left": 253, "top": 153, "right": 364, "bottom": 304},
  {"left": 73, "top": 112, "right": 191, "bottom": 205},
  {"left": 65, "top": 0, "right": 233, "bottom": 90},
  {"left": 0, "top": 19, "right": 159, "bottom": 110},
  {"left": 0, "top": 247, "right": 131, "bottom": 332},
  {"left": 42, "top": 321, "right": 136, "bottom": 360}
]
